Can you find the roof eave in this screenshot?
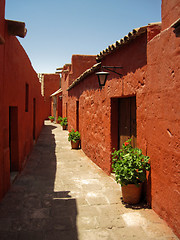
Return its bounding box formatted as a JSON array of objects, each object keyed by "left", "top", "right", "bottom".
[{"left": 67, "top": 62, "right": 101, "bottom": 91}]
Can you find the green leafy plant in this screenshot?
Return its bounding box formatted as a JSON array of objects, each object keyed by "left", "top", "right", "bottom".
[
  {"left": 68, "top": 129, "right": 80, "bottom": 143},
  {"left": 58, "top": 116, "right": 63, "bottom": 122},
  {"left": 60, "top": 117, "right": 68, "bottom": 126},
  {"left": 112, "top": 139, "right": 150, "bottom": 187},
  {"left": 48, "top": 116, "right": 54, "bottom": 120}
]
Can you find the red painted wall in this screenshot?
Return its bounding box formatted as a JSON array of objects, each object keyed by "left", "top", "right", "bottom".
[
  {"left": 161, "top": 0, "right": 180, "bottom": 30},
  {"left": 0, "top": 0, "right": 5, "bottom": 200},
  {"left": 68, "top": 33, "right": 148, "bottom": 174},
  {"left": 69, "top": 55, "right": 97, "bottom": 85},
  {"left": 0, "top": 1, "right": 46, "bottom": 200},
  {"left": 61, "top": 55, "right": 96, "bottom": 121},
  {"left": 61, "top": 64, "right": 72, "bottom": 119},
  {"left": 43, "top": 74, "right": 60, "bottom": 118},
  {"left": 50, "top": 92, "right": 62, "bottom": 123},
  {"left": 68, "top": 21, "right": 180, "bottom": 238},
  {"left": 0, "top": 0, "right": 5, "bottom": 36},
  {"left": 145, "top": 5, "right": 180, "bottom": 237}
]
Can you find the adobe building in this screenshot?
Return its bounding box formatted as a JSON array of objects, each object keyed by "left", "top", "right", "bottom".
[
  {"left": 0, "top": 0, "right": 47, "bottom": 200},
  {"left": 60, "top": 55, "right": 97, "bottom": 120},
  {"left": 50, "top": 88, "right": 62, "bottom": 123},
  {"left": 66, "top": 0, "right": 180, "bottom": 237},
  {"left": 61, "top": 63, "right": 72, "bottom": 118},
  {"left": 38, "top": 73, "right": 61, "bottom": 120}
]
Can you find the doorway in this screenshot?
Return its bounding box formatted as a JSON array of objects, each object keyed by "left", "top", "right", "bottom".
[
  {"left": 33, "top": 98, "right": 36, "bottom": 140},
  {"left": 76, "top": 100, "right": 79, "bottom": 131},
  {"left": 9, "top": 106, "right": 19, "bottom": 172},
  {"left": 118, "top": 97, "right": 136, "bottom": 148},
  {"left": 111, "top": 96, "right": 137, "bottom": 152},
  {"left": 66, "top": 103, "right": 68, "bottom": 118},
  {"left": 53, "top": 96, "right": 57, "bottom": 122}
]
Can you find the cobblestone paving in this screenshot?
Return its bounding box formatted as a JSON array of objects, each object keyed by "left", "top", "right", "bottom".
[{"left": 0, "top": 121, "right": 178, "bottom": 240}]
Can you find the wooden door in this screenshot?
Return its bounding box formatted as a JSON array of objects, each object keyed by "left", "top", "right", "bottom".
[
  {"left": 9, "top": 106, "right": 19, "bottom": 171},
  {"left": 33, "top": 98, "right": 36, "bottom": 140},
  {"left": 53, "top": 96, "right": 57, "bottom": 121},
  {"left": 118, "top": 97, "right": 136, "bottom": 148},
  {"left": 76, "top": 100, "right": 79, "bottom": 131}
]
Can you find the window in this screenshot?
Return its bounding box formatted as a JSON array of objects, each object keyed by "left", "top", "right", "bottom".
[{"left": 25, "top": 83, "right": 29, "bottom": 112}]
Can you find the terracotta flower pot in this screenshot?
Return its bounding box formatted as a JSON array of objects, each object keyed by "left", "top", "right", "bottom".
[
  {"left": 71, "top": 140, "right": 80, "bottom": 149},
  {"left": 62, "top": 125, "right": 67, "bottom": 130},
  {"left": 121, "top": 183, "right": 142, "bottom": 204}
]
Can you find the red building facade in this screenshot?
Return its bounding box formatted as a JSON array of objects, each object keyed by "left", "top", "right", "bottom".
[
  {"left": 145, "top": 0, "right": 180, "bottom": 236},
  {"left": 61, "top": 55, "right": 97, "bottom": 119},
  {"left": 39, "top": 73, "right": 60, "bottom": 120},
  {"left": 0, "top": 0, "right": 47, "bottom": 200},
  {"left": 66, "top": 0, "right": 180, "bottom": 237},
  {"left": 50, "top": 88, "right": 62, "bottom": 123},
  {"left": 67, "top": 25, "right": 154, "bottom": 173}
]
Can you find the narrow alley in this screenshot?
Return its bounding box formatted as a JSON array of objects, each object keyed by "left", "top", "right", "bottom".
[{"left": 0, "top": 121, "right": 178, "bottom": 240}]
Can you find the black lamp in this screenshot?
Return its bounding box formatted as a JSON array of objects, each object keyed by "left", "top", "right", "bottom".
[
  {"left": 96, "top": 71, "right": 109, "bottom": 87},
  {"left": 96, "top": 66, "right": 123, "bottom": 87}
]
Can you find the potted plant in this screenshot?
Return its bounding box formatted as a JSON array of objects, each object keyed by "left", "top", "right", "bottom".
[
  {"left": 48, "top": 116, "right": 54, "bottom": 122},
  {"left": 60, "top": 117, "right": 68, "bottom": 130},
  {"left": 57, "top": 116, "right": 63, "bottom": 124},
  {"left": 68, "top": 129, "right": 80, "bottom": 149},
  {"left": 112, "top": 139, "right": 150, "bottom": 204}
]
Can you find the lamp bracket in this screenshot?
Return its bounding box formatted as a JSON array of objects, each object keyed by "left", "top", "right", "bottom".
[{"left": 102, "top": 66, "right": 123, "bottom": 77}]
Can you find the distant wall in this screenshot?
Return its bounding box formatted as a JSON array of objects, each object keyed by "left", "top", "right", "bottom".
[
  {"left": 61, "top": 55, "right": 96, "bottom": 121},
  {"left": 61, "top": 64, "right": 71, "bottom": 119},
  {"left": 69, "top": 55, "right": 97, "bottom": 85},
  {"left": 43, "top": 74, "right": 60, "bottom": 118}
]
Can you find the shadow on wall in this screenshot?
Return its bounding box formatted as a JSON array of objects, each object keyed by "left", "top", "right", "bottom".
[
  {"left": 68, "top": 73, "right": 101, "bottom": 99},
  {"left": 0, "top": 124, "right": 78, "bottom": 240},
  {"left": 68, "top": 34, "right": 147, "bottom": 98},
  {"left": 104, "top": 34, "right": 147, "bottom": 81}
]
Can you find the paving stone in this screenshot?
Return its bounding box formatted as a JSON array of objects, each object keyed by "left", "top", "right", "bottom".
[
  {"left": 77, "top": 205, "right": 100, "bottom": 217},
  {"left": 0, "top": 232, "right": 18, "bottom": 240},
  {"left": 44, "top": 230, "right": 78, "bottom": 240},
  {"left": 112, "top": 226, "right": 150, "bottom": 239},
  {"left": 17, "top": 231, "right": 44, "bottom": 240},
  {"left": 0, "top": 121, "right": 178, "bottom": 240},
  {"left": 78, "top": 229, "right": 115, "bottom": 240},
  {"left": 0, "top": 218, "right": 12, "bottom": 231},
  {"left": 96, "top": 215, "right": 126, "bottom": 229},
  {"left": 85, "top": 192, "right": 109, "bottom": 205},
  {"left": 77, "top": 216, "right": 99, "bottom": 229}
]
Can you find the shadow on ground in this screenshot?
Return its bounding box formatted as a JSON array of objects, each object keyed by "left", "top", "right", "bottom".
[
  {"left": 0, "top": 124, "right": 78, "bottom": 240},
  {"left": 121, "top": 197, "right": 151, "bottom": 210}
]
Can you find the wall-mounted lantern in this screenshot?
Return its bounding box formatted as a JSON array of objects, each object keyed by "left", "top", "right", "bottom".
[
  {"left": 96, "top": 71, "right": 109, "bottom": 87},
  {"left": 96, "top": 66, "right": 123, "bottom": 87}
]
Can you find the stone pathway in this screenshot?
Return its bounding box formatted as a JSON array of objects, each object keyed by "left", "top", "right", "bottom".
[{"left": 0, "top": 121, "right": 178, "bottom": 240}]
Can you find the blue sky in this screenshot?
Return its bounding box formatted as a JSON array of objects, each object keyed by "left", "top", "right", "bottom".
[{"left": 5, "top": 0, "right": 161, "bottom": 73}]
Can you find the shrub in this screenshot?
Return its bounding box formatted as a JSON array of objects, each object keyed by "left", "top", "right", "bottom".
[
  {"left": 112, "top": 139, "right": 150, "bottom": 186},
  {"left": 58, "top": 116, "right": 63, "bottom": 122},
  {"left": 60, "top": 117, "right": 68, "bottom": 126},
  {"left": 68, "top": 129, "right": 80, "bottom": 143},
  {"left": 48, "top": 116, "right": 54, "bottom": 120}
]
